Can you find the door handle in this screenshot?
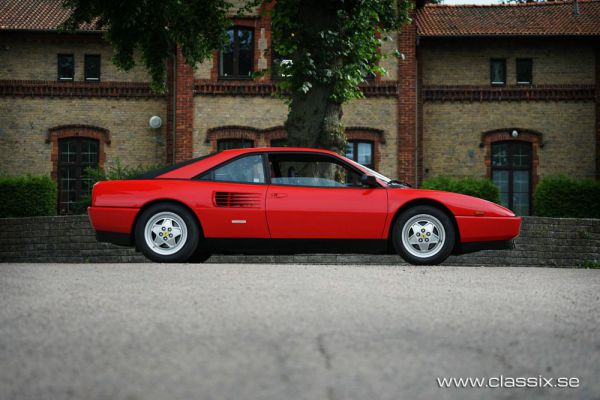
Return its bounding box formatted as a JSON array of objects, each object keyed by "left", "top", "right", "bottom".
[{"left": 271, "top": 193, "right": 288, "bottom": 199}]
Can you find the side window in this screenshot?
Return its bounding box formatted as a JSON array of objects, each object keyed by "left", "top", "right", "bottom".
[
  {"left": 58, "top": 54, "right": 74, "bottom": 80},
  {"left": 84, "top": 54, "right": 101, "bottom": 81},
  {"left": 490, "top": 59, "right": 506, "bottom": 86},
  {"left": 516, "top": 58, "right": 532, "bottom": 85},
  {"left": 219, "top": 27, "right": 254, "bottom": 78},
  {"left": 199, "top": 155, "right": 265, "bottom": 184},
  {"left": 268, "top": 153, "right": 364, "bottom": 188}
]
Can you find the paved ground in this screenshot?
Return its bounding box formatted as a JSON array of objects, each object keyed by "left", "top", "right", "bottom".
[{"left": 0, "top": 264, "right": 599, "bottom": 400}]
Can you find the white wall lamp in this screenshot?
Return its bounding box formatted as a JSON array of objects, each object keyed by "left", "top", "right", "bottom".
[{"left": 149, "top": 116, "right": 162, "bottom": 129}]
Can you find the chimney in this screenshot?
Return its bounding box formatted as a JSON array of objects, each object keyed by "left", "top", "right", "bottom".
[{"left": 573, "top": 0, "right": 580, "bottom": 16}]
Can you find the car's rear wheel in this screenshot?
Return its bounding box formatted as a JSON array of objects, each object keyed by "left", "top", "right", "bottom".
[
  {"left": 392, "top": 205, "right": 455, "bottom": 265},
  {"left": 135, "top": 203, "right": 199, "bottom": 263},
  {"left": 188, "top": 249, "right": 212, "bottom": 263}
]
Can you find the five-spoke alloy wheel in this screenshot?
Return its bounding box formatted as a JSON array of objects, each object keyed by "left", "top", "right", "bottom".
[
  {"left": 135, "top": 203, "right": 200, "bottom": 263},
  {"left": 393, "top": 205, "right": 455, "bottom": 265}
]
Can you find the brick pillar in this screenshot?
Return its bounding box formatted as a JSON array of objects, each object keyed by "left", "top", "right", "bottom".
[
  {"left": 166, "top": 46, "right": 194, "bottom": 164},
  {"left": 397, "top": 13, "right": 418, "bottom": 186}
]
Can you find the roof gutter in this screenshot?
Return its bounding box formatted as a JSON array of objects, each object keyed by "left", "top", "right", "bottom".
[
  {"left": 0, "top": 28, "right": 103, "bottom": 34},
  {"left": 417, "top": 34, "right": 600, "bottom": 39}
]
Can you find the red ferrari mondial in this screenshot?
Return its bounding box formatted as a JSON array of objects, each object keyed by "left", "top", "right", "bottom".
[{"left": 88, "top": 148, "right": 521, "bottom": 265}]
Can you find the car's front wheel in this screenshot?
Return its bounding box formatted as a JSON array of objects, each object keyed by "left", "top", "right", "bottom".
[
  {"left": 392, "top": 205, "right": 455, "bottom": 265},
  {"left": 135, "top": 203, "right": 200, "bottom": 263}
]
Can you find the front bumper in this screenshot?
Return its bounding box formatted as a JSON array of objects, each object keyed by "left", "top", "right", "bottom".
[{"left": 455, "top": 215, "right": 522, "bottom": 243}]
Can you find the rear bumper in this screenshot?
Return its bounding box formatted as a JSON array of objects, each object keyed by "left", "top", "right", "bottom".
[
  {"left": 96, "top": 231, "right": 132, "bottom": 246},
  {"left": 88, "top": 206, "right": 138, "bottom": 247},
  {"left": 88, "top": 206, "right": 138, "bottom": 233}
]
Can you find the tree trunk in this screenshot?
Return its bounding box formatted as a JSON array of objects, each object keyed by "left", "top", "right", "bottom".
[
  {"left": 282, "top": 0, "right": 346, "bottom": 153},
  {"left": 285, "top": 84, "right": 346, "bottom": 152}
]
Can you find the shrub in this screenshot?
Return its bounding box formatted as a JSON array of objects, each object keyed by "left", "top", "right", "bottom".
[
  {"left": 580, "top": 260, "right": 600, "bottom": 269},
  {"left": 84, "top": 161, "right": 166, "bottom": 182},
  {"left": 534, "top": 176, "right": 600, "bottom": 218},
  {"left": 71, "top": 161, "right": 166, "bottom": 214},
  {"left": 0, "top": 175, "right": 57, "bottom": 217},
  {"left": 421, "top": 176, "right": 501, "bottom": 203}
]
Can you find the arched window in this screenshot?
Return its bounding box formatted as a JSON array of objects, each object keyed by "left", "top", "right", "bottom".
[
  {"left": 270, "top": 138, "right": 288, "bottom": 147},
  {"left": 482, "top": 128, "right": 542, "bottom": 216},
  {"left": 217, "top": 138, "right": 254, "bottom": 151},
  {"left": 491, "top": 141, "right": 532, "bottom": 215},
  {"left": 47, "top": 124, "right": 110, "bottom": 214},
  {"left": 206, "top": 126, "right": 286, "bottom": 151},
  {"left": 58, "top": 137, "right": 99, "bottom": 214},
  {"left": 345, "top": 140, "right": 374, "bottom": 169},
  {"left": 344, "top": 127, "right": 385, "bottom": 170}
]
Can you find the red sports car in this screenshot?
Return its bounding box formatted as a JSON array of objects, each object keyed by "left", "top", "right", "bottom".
[{"left": 88, "top": 147, "right": 521, "bottom": 265}]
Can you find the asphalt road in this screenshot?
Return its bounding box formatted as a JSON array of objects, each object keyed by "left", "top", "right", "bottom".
[{"left": 1, "top": 264, "right": 599, "bottom": 400}]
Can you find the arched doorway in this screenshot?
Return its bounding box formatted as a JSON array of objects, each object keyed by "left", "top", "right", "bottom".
[
  {"left": 47, "top": 125, "right": 110, "bottom": 214},
  {"left": 482, "top": 128, "right": 542, "bottom": 216},
  {"left": 491, "top": 141, "right": 532, "bottom": 215},
  {"left": 57, "top": 137, "right": 99, "bottom": 214}
]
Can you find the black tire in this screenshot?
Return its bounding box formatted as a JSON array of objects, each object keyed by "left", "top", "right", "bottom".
[
  {"left": 188, "top": 249, "right": 212, "bottom": 263},
  {"left": 135, "top": 202, "right": 200, "bottom": 263},
  {"left": 392, "top": 205, "right": 455, "bottom": 265}
]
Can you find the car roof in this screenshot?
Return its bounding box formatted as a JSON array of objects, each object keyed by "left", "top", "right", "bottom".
[
  {"left": 218, "top": 147, "right": 341, "bottom": 156},
  {"left": 155, "top": 147, "right": 351, "bottom": 179}
]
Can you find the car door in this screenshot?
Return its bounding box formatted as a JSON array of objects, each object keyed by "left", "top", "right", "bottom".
[
  {"left": 196, "top": 153, "right": 270, "bottom": 238},
  {"left": 265, "top": 152, "right": 388, "bottom": 239}
]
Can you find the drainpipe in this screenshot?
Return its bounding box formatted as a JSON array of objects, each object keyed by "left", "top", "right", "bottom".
[
  {"left": 573, "top": 0, "right": 580, "bottom": 16},
  {"left": 172, "top": 53, "right": 177, "bottom": 164},
  {"left": 415, "top": 35, "right": 420, "bottom": 187},
  {"left": 415, "top": 68, "right": 419, "bottom": 187}
]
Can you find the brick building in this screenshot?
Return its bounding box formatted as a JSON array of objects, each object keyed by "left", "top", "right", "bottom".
[{"left": 0, "top": 0, "right": 599, "bottom": 215}]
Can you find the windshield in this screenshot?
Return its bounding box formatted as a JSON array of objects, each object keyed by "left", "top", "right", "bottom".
[{"left": 345, "top": 158, "right": 392, "bottom": 183}]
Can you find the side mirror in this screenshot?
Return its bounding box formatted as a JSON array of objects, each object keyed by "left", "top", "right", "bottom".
[{"left": 360, "top": 174, "right": 378, "bottom": 188}]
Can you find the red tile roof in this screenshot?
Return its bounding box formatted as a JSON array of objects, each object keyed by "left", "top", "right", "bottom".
[
  {"left": 0, "top": 0, "right": 98, "bottom": 31},
  {"left": 1, "top": 0, "right": 600, "bottom": 37},
  {"left": 417, "top": 0, "right": 600, "bottom": 37}
]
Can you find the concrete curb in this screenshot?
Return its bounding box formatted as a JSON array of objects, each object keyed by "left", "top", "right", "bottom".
[{"left": 2, "top": 215, "right": 599, "bottom": 266}]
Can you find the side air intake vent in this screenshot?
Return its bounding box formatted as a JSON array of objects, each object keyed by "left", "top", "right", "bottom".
[{"left": 214, "top": 192, "right": 261, "bottom": 208}]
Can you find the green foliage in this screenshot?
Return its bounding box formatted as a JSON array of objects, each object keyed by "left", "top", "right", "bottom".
[
  {"left": 62, "top": 0, "right": 412, "bottom": 151},
  {"left": 71, "top": 161, "right": 166, "bottom": 214},
  {"left": 0, "top": 175, "right": 57, "bottom": 217},
  {"left": 422, "top": 176, "right": 501, "bottom": 203},
  {"left": 580, "top": 260, "right": 600, "bottom": 269},
  {"left": 84, "top": 161, "right": 166, "bottom": 182},
  {"left": 271, "top": 0, "right": 412, "bottom": 103},
  {"left": 61, "top": 0, "right": 246, "bottom": 91},
  {"left": 534, "top": 176, "right": 600, "bottom": 218},
  {"left": 62, "top": 0, "right": 411, "bottom": 99}
]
